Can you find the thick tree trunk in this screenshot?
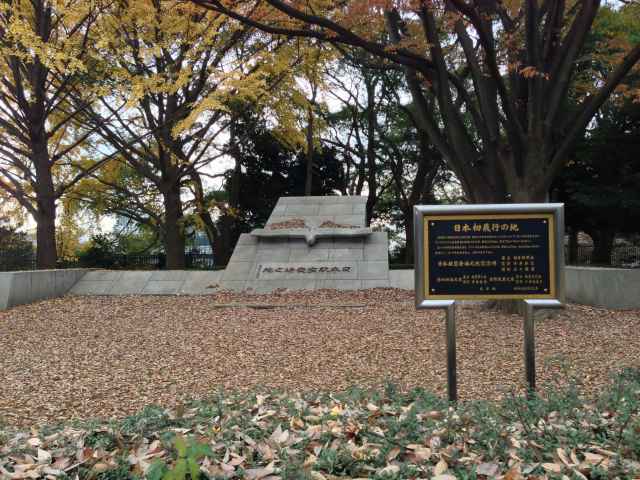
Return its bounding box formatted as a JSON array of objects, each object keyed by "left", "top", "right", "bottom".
[
  {"left": 214, "top": 215, "right": 236, "bottom": 266},
  {"left": 162, "top": 187, "right": 185, "bottom": 269},
  {"left": 33, "top": 143, "right": 57, "bottom": 269},
  {"left": 191, "top": 173, "right": 220, "bottom": 263},
  {"left": 35, "top": 203, "right": 57, "bottom": 269},
  {"left": 214, "top": 159, "right": 243, "bottom": 266},
  {"left": 590, "top": 229, "right": 616, "bottom": 266}
]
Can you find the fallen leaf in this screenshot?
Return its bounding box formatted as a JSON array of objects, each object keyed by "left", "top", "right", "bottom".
[
  {"left": 434, "top": 458, "right": 448, "bottom": 475},
  {"left": 542, "top": 463, "right": 562, "bottom": 473},
  {"left": 386, "top": 447, "right": 401, "bottom": 461},
  {"left": 476, "top": 462, "right": 499, "bottom": 477}
]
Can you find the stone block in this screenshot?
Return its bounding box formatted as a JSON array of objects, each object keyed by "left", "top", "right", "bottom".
[
  {"left": 222, "top": 262, "right": 255, "bottom": 280},
  {"left": 285, "top": 204, "right": 320, "bottom": 216},
  {"left": 281, "top": 196, "right": 321, "bottom": 205},
  {"left": 358, "top": 261, "right": 389, "bottom": 280},
  {"left": 366, "top": 232, "right": 388, "bottom": 244},
  {"left": 180, "top": 271, "right": 223, "bottom": 294},
  {"left": 566, "top": 266, "right": 640, "bottom": 309},
  {"left": 220, "top": 195, "right": 387, "bottom": 293},
  {"left": 329, "top": 248, "right": 364, "bottom": 260},
  {"left": 257, "top": 238, "right": 287, "bottom": 250},
  {"left": 364, "top": 242, "right": 389, "bottom": 261},
  {"left": 288, "top": 238, "right": 309, "bottom": 249},
  {"left": 289, "top": 249, "right": 329, "bottom": 261},
  {"left": 333, "top": 237, "right": 365, "bottom": 248},
  {"left": 221, "top": 280, "right": 247, "bottom": 292},
  {"left": 7, "top": 271, "right": 31, "bottom": 306},
  {"left": 71, "top": 281, "right": 113, "bottom": 295},
  {"left": 389, "top": 270, "right": 415, "bottom": 290},
  {"left": 352, "top": 203, "right": 366, "bottom": 215},
  {"left": 266, "top": 216, "right": 288, "bottom": 225},
  {"left": 236, "top": 234, "right": 258, "bottom": 245},
  {"left": 150, "top": 270, "right": 188, "bottom": 281},
  {"left": 108, "top": 271, "right": 152, "bottom": 295},
  {"left": 82, "top": 270, "right": 123, "bottom": 281},
  {"left": 363, "top": 279, "right": 391, "bottom": 289},
  {"left": 229, "top": 245, "right": 257, "bottom": 261},
  {"left": 55, "top": 269, "right": 78, "bottom": 296},
  {"left": 0, "top": 272, "right": 11, "bottom": 309},
  {"left": 318, "top": 203, "right": 353, "bottom": 216},
  {"left": 31, "top": 271, "right": 55, "bottom": 302},
  {"left": 256, "top": 262, "right": 358, "bottom": 280},
  {"left": 334, "top": 215, "right": 365, "bottom": 227},
  {"left": 256, "top": 250, "right": 290, "bottom": 262},
  {"left": 333, "top": 196, "right": 364, "bottom": 204},
  {"left": 142, "top": 281, "right": 183, "bottom": 295}
]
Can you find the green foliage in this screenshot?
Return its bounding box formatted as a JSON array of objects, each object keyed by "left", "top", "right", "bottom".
[
  {"left": 2, "top": 371, "right": 640, "bottom": 479},
  {"left": 227, "top": 108, "right": 346, "bottom": 230},
  {"left": 147, "top": 435, "right": 213, "bottom": 480}
]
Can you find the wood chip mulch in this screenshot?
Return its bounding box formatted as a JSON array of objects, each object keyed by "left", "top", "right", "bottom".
[{"left": 1, "top": 289, "right": 639, "bottom": 428}]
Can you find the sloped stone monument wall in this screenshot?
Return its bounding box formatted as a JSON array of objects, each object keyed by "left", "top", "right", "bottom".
[{"left": 221, "top": 196, "right": 390, "bottom": 292}]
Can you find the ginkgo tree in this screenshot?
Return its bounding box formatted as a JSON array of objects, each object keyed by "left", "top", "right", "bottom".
[
  {"left": 0, "top": 0, "right": 107, "bottom": 268},
  {"left": 192, "top": 0, "right": 640, "bottom": 204},
  {"left": 82, "top": 0, "right": 298, "bottom": 268}
]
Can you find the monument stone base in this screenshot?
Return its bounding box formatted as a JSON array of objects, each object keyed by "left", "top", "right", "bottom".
[{"left": 220, "top": 196, "right": 390, "bottom": 292}]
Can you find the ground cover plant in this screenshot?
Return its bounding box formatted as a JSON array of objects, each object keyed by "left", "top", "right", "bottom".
[{"left": 1, "top": 369, "right": 639, "bottom": 479}]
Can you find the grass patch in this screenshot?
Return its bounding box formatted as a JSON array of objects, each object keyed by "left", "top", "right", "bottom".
[{"left": 1, "top": 370, "right": 639, "bottom": 479}]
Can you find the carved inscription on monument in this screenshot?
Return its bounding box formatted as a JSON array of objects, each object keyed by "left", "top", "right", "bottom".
[
  {"left": 424, "top": 214, "right": 555, "bottom": 299},
  {"left": 257, "top": 262, "right": 358, "bottom": 279}
]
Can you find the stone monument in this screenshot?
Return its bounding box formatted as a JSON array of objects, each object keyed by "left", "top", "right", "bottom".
[{"left": 220, "top": 196, "right": 390, "bottom": 292}]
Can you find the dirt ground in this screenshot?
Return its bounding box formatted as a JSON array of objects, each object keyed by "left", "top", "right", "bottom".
[{"left": 1, "top": 289, "right": 638, "bottom": 427}]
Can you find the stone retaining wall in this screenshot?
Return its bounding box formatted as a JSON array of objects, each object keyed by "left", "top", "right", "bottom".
[
  {"left": 0, "top": 269, "right": 88, "bottom": 310},
  {"left": 566, "top": 266, "right": 640, "bottom": 309},
  {"left": 70, "top": 270, "right": 224, "bottom": 296}
]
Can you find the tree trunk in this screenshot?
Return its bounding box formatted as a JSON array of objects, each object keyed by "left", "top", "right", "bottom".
[
  {"left": 568, "top": 228, "right": 579, "bottom": 265},
  {"left": 33, "top": 143, "right": 57, "bottom": 269},
  {"left": 404, "top": 208, "right": 414, "bottom": 265},
  {"left": 305, "top": 107, "right": 314, "bottom": 196},
  {"left": 162, "top": 187, "right": 185, "bottom": 269},
  {"left": 214, "top": 159, "right": 243, "bottom": 266},
  {"left": 35, "top": 203, "right": 57, "bottom": 269},
  {"left": 365, "top": 76, "right": 377, "bottom": 226},
  {"left": 191, "top": 172, "right": 220, "bottom": 258},
  {"left": 590, "top": 229, "right": 616, "bottom": 266}
]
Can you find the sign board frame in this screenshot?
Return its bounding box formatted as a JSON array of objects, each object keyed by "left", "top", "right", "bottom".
[
  {"left": 415, "top": 203, "right": 565, "bottom": 307},
  {"left": 413, "top": 203, "right": 565, "bottom": 401}
]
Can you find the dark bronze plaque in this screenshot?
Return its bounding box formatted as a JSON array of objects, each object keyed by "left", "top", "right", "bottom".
[{"left": 424, "top": 214, "right": 556, "bottom": 299}]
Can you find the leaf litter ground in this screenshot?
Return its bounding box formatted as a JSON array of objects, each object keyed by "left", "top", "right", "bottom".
[
  {"left": 1, "top": 289, "right": 638, "bottom": 428},
  {"left": 1, "top": 289, "right": 640, "bottom": 479}
]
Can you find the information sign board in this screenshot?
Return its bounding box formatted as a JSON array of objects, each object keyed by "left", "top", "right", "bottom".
[
  {"left": 425, "top": 214, "right": 555, "bottom": 300},
  {"left": 415, "top": 204, "right": 565, "bottom": 305},
  {"left": 413, "top": 204, "right": 565, "bottom": 401}
]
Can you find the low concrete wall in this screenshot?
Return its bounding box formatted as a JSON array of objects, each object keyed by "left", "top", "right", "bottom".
[
  {"left": 566, "top": 266, "right": 640, "bottom": 310},
  {"left": 389, "top": 269, "right": 414, "bottom": 290},
  {"left": 70, "top": 270, "right": 224, "bottom": 295},
  {"left": 0, "top": 269, "right": 88, "bottom": 310},
  {"left": 389, "top": 267, "right": 640, "bottom": 309},
  {"left": 8, "top": 267, "right": 634, "bottom": 309}
]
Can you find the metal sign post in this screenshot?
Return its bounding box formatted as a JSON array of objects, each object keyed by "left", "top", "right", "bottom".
[{"left": 414, "top": 204, "right": 565, "bottom": 399}]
